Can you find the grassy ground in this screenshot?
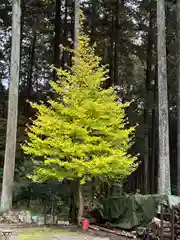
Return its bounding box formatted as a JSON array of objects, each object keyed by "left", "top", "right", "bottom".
[{"left": 17, "top": 227, "right": 80, "bottom": 240}]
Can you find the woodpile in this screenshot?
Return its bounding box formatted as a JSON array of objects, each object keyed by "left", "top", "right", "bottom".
[
  {"left": 142, "top": 217, "right": 171, "bottom": 239},
  {"left": 144, "top": 204, "right": 180, "bottom": 239},
  {"left": 88, "top": 203, "right": 180, "bottom": 239},
  {"left": 172, "top": 204, "right": 180, "bottom": 239},
  {"left": 89, "top": 225, "right": 137, "bottom": 239}
]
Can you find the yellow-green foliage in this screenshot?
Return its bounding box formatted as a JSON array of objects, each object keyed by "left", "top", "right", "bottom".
[{"left": 22, "top": 34, "right": 137, "bottom": 182}]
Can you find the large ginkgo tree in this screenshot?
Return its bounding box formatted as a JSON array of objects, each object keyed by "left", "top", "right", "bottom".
[{"left": 23, "top": 33, "right": 137, "bottom": 223}]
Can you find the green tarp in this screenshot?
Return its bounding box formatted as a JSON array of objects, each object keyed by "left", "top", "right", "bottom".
[{"left": 101, "top": 194, "right": 180, "bottom": 230}]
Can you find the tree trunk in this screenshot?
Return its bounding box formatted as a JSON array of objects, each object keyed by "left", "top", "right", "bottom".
[
  {"left": 114, "top": 0, "right": 120, "bottom": 86},
  {"left": 26, "top": 185, "right": 31, "bottom": 209},
  {"left": 69, "top": 180, "right": 77, "bottom": 224},
  {"left": 69, "top": 2, "right": 74, "bottom": 67},
  {"left": 52, "top": 197, "right": 56, "bottom": 224},
  {"left": 1, "top": 0, "right": 21, "bottom": 211},
  {"left": 104, "top": 182, "right": 110, "bottom": 198},
  {"left": 77, "top": 182, "right": 83, "bottom": 226},
  {"left": 62, "top": 0, "right": 68, "bottom": 67},
  {"left": 151, "top": 64, "right": 158, "bottom": 194},
  {"left": 157, "top": 0, "right": 171, "bottom": 195},
  {"left": 91, "top": 177, "right": 95, "bottom": 207},
  {"left": 26, "top": 22, "right": 37, "bottom": 116},
  {"left": 74, "top": 0, "right": 80, "bottom": 52},
  {"left": 53, "top": 0, "right": 61, "bottom": 81},
  {"left": 44, "top": 200, "right": 47, "bottom": 225},
  {"left": 144, "top": 0, "right": 153, "bottom": 194},
  {"left": 27, "top": 23, "right": 37, "bottom": 95},
  {"left": 73, "top": 0, "right": 82, "bottom": 225},
  {"left": 109, "top": 13, "right": 115, "bottom": 86},
  {"left": 20, "top": 0, "right": 25, "bottom": 70},
  {"left": 90, "top": 0, "right": 97, "bottom": 44},
  {"left": 177, "top": 0, "right": 180, "bottom": 195}
]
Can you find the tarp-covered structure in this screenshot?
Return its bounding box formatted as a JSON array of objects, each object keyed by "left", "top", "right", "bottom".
[{"left": 100, "top": 194, "right": 180, "bottom": 230}]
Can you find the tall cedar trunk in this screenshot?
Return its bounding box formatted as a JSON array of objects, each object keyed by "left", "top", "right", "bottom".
[
  {"left": 27, "top": 24, "right": 37, "bottom": 97},
  {"left": 1, "top": 0, "right": 21, "bottom": 211},
  {"left": 74, "top": 0, "right": 80, "bottom": 51},
  {"left": 53, "top": 0, "right": 61, "bottom": 81},
  {"left": 62, "top": 0, "right": 68, "bottom": 67},
  {"left": 144, "top": 1, "right": 153, "bottom": 194},
  {"left": 102, "top": 6, "right": 108, "bottom": 65},
  {"left": 90, "top": 0, "right": 96, "bottom": 196},
  {"left": 109, "top": 13, "right": 115, "bottom": 86},
  {"left": 20, "top": 0, "right": 25, "bottom": 71},
  {"left": 74, "top": 0, "right": 83, "bottom": 226},
  {"left": 26, "top": 23, "right": 37, "bottom": 116},
  {"left": 90, "top": 0, "right": 96, "bottom": 44},
  {"left": 69, "top": 2, "right": 74, "bottom": 67},
  {"left": 157, "top": 0, "right": 171, "bottom": 194},
  {"left": 177, "top": 0, "right": 180, "bottom": 195},
  {"left": 151, "top": 64, "right": 157, "bottom": 194},
  {"left": 114, "top": 0, "right": 119, "bottom": 86}
]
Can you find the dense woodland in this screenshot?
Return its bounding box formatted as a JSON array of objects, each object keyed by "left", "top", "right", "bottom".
[{"left": 0, "top": 0, "right": 179, "bottom": 223}]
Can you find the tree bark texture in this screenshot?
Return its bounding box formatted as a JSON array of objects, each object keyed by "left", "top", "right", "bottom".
[
  {"left": 74, "top": 0, "right": 80, "bottom": 52},
  {"left": 90, "top": 0, "right": 97, "bottom": 44},
  {"left": 26, "top": 22, "right": 37, "bottom": 116},
  {"left": 53, "top": 0, "right": 61, "bottom": 81},
  {"left": 157, "top": 0, "right": 171, "bottom": 195},
  {"left": 77, "top": 182, "right": 84, "bottom": 226},
  {"left": 74, "top": 0, "right": 83, "bottom": 225},
  {"left": 177, "top": 0, "right": 180, "bottom": 195},
  {"left": 114, "top": 0, "right": 120, "bottom": 86},
  {"left": 144, "top": 1, "right": 153, "bottom": 194},
  {"left": 151, "top": 64, "right": 158, "bottom": 194},
  {"left": 1, "top": 0, "right": 21, "bottom": 211},
  {"left": 62, "top": 0, "right": 68, "bottom": 67}
]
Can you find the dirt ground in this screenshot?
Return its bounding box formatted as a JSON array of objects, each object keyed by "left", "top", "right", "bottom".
[{"left": 0, "top": 225, "right": 130, "bottom": 240}]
